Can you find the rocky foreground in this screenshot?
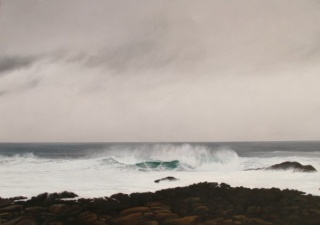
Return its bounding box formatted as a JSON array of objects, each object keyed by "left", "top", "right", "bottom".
[{"left": 1, "top": 182, "right": 320, "bottom": 225}]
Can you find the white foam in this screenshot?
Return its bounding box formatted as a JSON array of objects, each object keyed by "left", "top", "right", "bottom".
[
  {"left": 91, "top": 144, "right": 241, "bottom": 171},
  {"left": 0, "top": 145, "right": 320, "bottom": 198}
]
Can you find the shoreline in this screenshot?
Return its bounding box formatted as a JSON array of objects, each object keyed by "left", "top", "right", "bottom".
[{"left": 1, "top": 182, "right": 320, "bottom": 225}]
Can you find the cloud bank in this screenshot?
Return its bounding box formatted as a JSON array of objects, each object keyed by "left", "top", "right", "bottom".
[{"left": 1, "top": 0, "right": 320, "bottom": 142}]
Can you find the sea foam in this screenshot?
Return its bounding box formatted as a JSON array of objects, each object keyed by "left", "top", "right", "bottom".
[{"left": 0, "top": 142, "right": 320, "bottom": 198}]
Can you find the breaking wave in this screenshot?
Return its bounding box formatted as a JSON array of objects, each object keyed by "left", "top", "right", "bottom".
[
  {"left": 99, "top": 144, "right": 241, "bottom": 171},
  {"left": 0, "top": 144, "right": 241, "bottom": 171}
]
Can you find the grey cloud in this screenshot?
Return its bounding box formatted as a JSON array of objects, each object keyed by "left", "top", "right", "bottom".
[
  {"left": 0, "top": 91, "right": 8, "bottom": 97},
  {"left": 1, "top": 0, "right": 320, "bottom": 142},
  {"left": 70, "top": 19, "right": 205, "bottom": 74},
  {"left": 82, "top": 40, "right": 200, "bottom": 73},
  {"left": 0, "top": 55, "right": 38, "bottom": 75},
  {"left": 0, "top": 77, "right": 41, "bottom": 97}
]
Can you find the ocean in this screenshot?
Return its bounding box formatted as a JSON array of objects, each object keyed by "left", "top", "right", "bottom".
[{"left": 0, "top": 142, "right": 320, "bottom": 198}]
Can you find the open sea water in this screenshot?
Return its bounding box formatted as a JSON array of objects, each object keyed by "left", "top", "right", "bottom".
[{"left": 0, "top": 142, "right": 320, "bottom": 198}]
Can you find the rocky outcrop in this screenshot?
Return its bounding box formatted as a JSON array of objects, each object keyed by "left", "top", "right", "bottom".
[
  {"left": 1, "top": 182, "right": 320, "bottom": 225},
  {"left": 266, "top": 161, "right": 317, "bottom": 172},
  {"left": 154, "top": 176, "right": 179, "bottom": 183},
  {"left": 247, "top": 161, "right": 317, "bottom": 172}
]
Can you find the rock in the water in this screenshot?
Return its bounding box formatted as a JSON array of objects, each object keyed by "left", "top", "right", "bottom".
[
  {"left": 266, "top": 161, "right": 317, "bottom": 172},
  {"left": 154, "top": 177, "right": 179, "bottom": 183}
]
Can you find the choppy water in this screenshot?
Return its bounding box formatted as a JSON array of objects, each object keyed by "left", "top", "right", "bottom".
[{"left": 1, "top": 142, "right": 320, "bottom": 198}]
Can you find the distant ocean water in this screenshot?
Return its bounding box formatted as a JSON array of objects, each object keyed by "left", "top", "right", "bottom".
[{"left": 0, "top": 142, "right": 320, "bottom": 198}]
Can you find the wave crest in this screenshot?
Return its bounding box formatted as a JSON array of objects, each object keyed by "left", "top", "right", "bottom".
[{"left": 101, "top": 144, "right": 240, "bottom": 171}]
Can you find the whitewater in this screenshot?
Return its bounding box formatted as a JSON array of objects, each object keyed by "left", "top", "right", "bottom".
[{"left": 1, "top": 142, "right": 320, "bottom": 198}]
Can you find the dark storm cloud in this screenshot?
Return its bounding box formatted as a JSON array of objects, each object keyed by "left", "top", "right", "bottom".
[{"left": 0, "top": 55, "right": 38, "bottom": 75}]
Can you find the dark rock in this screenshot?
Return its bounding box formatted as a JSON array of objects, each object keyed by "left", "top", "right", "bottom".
[
  {"left": 56, "top": 191, "right": 78, "bottom": 199},
  {"left": 28, "top": 193, "right": 48, "bottom": 205},
  {"left": 266, "top": 161, "right": 317, "bottom": 172},
  {"left": 0, "top": 212, "right": 14, "bottom": 219},
  {"left": 0, "top": 205, "right": 23, "bottom": 212},
  {"left": 112, "top": 212, "right": 147, "bottom": 225},
  {"left": 119, "top": 207, "right": 150, "bottom": 216},
  {"left": 110, "top": 193, "right": 130, "bottom": 203},
  {"left": 246, "top": 205, "right": 256, "bottom": 214},
  {"left": 48, "top": 204, "right": 69, "bottom": 214},
  {"left": 25, "top": 207, "right": 44, "bottom": 213},
  {"left": 163, "top": 216, "right": 199, "bottom": 225},
  {"left": 63, "top": 205, "right": 82, "bottom": 216},
  {"left": 193, "top": 205, "right": 209, "bottom": 215},
  {"left": 77, "top": 211, "right": 97, "bottom": 223},
  {"left": 153, "top": 212, "right": 179, "bottom": 221},
  {"left": 9, "top": 196, "right": 28, "bottom": 201},
  {"left": 3, "top": 216, "right": 37, "bottom": 225},
  {"left": 2, "top": 182, "right": 320, "bottom": 225},
  {"left": 184, "top": 197, "right": 202, "bottom": 205},
  {"left": 46, "top": 192, "right": 78, "bottom": 203},
  {"left": 220, "top": 183, "right": 231, "bottom": 189},
  {"left": 154, "top": 176, "right": 179, "bottom": 183},
  {"left": 27, "top": 191, "right": 78, "bottom": 207},
  {"left": 0, "top": 201, "right": 13, "bottom": 209},
  {"left": 140, "top": 221, "right": 158, "bottom": 225}
]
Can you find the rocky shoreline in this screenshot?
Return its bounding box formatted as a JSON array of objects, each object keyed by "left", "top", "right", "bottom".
[{"left": 1, "top": 182, "right": 320, "bottom": 225}]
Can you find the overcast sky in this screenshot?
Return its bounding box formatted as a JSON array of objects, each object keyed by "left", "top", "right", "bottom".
[{"left": 1, "top": 0, "right": 320, "bottom": 142}]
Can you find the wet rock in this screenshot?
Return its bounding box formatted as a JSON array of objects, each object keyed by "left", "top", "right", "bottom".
[
  {"left": 110, "top": 192, "right": 129, "bottom": 200},
  {"left": 9, "top": 196, "right": 28, "bottom": 201},
  {"left": 266, "top": 161, "right": 317, "bottom": 172},
  {"left": 78, "top": 211, "right": 97, "bottom": 223},
  {"left": 112, "top": 212, "right": 146, "bottom": 225},
  {"left": 48, "top": 204, "right": 69, "bottom": 215},
  {"left": 29, "top": 193, "right": 48, "bottom": 204},
  {"left": 0, "top": 205, "right": 23, "bottom": 212},
  {"left": 120, "top": 207, "right": 150, "bottom": 216},
  {"left": 48, "top": 222, "right": 64, "bottom": 225},
  {"left": 63, "top": 205, "right": 83, "bottom": 217},
  {"left": 246, "top": 205, "right": 256, "bottom": 214},
  {"left": 151, "top": 209, "right": 171, "bottom": 214},
  {"left": 25, "top": 207, "right": 44, "bottom": 213},
  {"left": 150, "top": 205, "right": 171, "bottom": 211},
  {"left": 0, "top": 212, "right": 14, "bottom": 219},
  {"left": 3, "top": 216, "right": 37, "bottom": 225},
  {"left": 40, "top": 212, "right": 59, "bottom": 219},
  {"left": 56, "top": 191, "right": 78, "bottom": 199},
  {"left": 0, "top": 201, "right": 13, "bottom": 209},
  {"left": 140, "top": 221, "right": 159, "bottom": 225},
  {"left": 194, "top": 205, "right": 209, "bottom": 215},
  {"left": 153, "top": 212, "right": 179, "bottom": 221},
  {"left": 45, "top": 192, "right": 77, "bottom": 203},
  {"left": 154, "top": 177, "right": 179, "bottom": 183},
  {"left": 2, "top": 182, "right": 320, "bottom": 225},
  {"left": 163, "top": 216, "right": 199, "bottom": 225},
  {"left": 27, "top": 191, "right": 77, "bottom": 207},
  {"left": 145, "top": 202, "right": 165, "bottom": 207},
  {"left": 184, "top": 197, "right": 202, "bottom": 205}
]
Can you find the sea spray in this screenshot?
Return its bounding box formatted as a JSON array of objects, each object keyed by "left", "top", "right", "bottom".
[{"left": 0, "top": 142, "right": 320, "bottom": 198}]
